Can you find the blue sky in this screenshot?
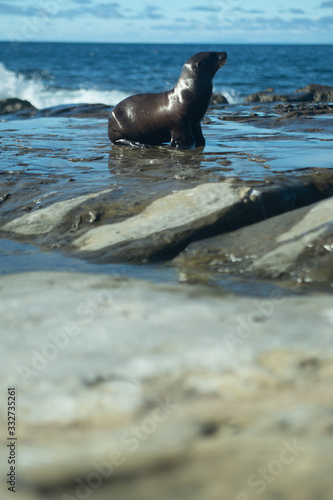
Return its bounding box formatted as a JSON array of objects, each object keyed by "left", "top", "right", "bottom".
[{"left": 0, "top": 0, "right": 332, "bottom": 43}]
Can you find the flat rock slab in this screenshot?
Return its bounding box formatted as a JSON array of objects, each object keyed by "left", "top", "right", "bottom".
[
  {"left": 174, "top": 196, "right": 333, "bottom": 284},
  {"left": 0, "top": 271, "right": 333, "bottom": 499},
  {"left": 1, "top": 173, "right": 332, "bottom": 264},
  {"left": 2, "top": 189, "right": 113, "bottom": 235}
]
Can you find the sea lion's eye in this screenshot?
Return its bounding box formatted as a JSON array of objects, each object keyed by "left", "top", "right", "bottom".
[{"left": 194, "top": 62, "right": 200, "bottom": 68}]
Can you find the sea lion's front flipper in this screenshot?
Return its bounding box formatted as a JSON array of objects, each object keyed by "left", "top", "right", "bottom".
[{"left": 170, "top": 121, "right": 195, "bottom": 149}]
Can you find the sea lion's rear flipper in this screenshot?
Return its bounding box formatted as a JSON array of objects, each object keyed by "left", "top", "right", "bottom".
[{"left": 192, "top": 123, "right": 205, "bottom": 147}]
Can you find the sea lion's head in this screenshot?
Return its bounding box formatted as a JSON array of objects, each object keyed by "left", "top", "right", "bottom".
[{"left": 182, "top": 52, "right": 227, "bottom": 79}]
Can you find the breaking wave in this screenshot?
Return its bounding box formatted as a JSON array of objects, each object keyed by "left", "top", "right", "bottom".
[
  {"left": 0, "top": 63, "right": 128, "bottom": 109},
  {"left": 214, "top": 86, "right": 243, "bottom": 104}
]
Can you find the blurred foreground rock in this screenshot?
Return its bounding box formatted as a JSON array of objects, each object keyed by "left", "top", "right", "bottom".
[{"left": 0, "top": 271, "right": 333, "bottom": 500}]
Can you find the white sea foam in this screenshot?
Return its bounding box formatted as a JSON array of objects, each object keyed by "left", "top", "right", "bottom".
[
  {"left": 29, "top": 87, "right": 129, "bottom": 109},
  {"left": 0, "top": 63, "right": 128, "bottom": 109},
  {"left": 0, "top": 62, "right": 43, "bottom": 103}
]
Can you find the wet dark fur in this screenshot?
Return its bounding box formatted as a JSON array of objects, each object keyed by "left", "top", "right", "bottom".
[{"left": 108, "top": 51, "right": 227, "bottom": 149}]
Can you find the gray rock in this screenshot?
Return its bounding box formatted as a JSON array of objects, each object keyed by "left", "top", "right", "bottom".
[
  {"left": 0, "top": 97, "right": 36, "bottom": 114},
  {"left": 35, "top": 102, "right": 112, "bottom": 118},
  {"left": 246, "top": 84, "right": 333, "bottom": 104},
  {"left": 210, "top": 93, "right": 228, "bottom": 104},
  {"left": 2, "top": 174, "right": 332, "bottom": 264},
  {"left": 174, "top": 196, "right": 333, "bottom": 283},
  {"left": 246, "top": 89, "right": 313, "bottom": 103},
  {"left": 1, "top": 271, "right": 333, "bottom": 499},
  {"left": 3, "top": 189, "right": 113, "bottom": 235},
  {"left": 72, "top": 182, "right": 243, "bottom": 261},
  {"left": 296, "top": 84, "right": 333, "bottom": 102},
  {"left": 251, "top": 197, "right": 333, "bottom": 280}
]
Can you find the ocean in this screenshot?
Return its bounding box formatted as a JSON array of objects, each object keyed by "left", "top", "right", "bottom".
[{"left": 1, "top": 42, "right": 333, "bottom": 108}]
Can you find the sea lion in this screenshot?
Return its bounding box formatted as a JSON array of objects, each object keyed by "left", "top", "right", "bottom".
[{"left": 108, "top": 51, "right": 227, "bottom": 149}]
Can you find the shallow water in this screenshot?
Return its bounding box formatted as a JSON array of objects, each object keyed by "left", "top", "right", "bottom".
[
  {"left": 0, "top": 237, "right": 178, "bottom": 281},
  {"left": 1, "top": 105, "right": 332, "bottom": 184},
  {"left": 1, "top": 102, "right": 332, "bottom": 294},
  {"left": 206, "top": 107, "right": 333, "bottom": 175},
  {"left": 0, "top": 237, "right": 300, "bottom": 298}
]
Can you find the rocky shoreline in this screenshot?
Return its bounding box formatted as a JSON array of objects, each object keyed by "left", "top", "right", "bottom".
[
  {"left": 1, "top": 168, "right": 332, "bottom": 283},
  {"left": 1, "top": 82, "right": 333, "bottom": 119},
  {"left": 0, "top": 87, "right": 332, "bottom": 500}
]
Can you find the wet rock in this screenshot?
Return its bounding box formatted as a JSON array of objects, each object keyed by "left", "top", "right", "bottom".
[
  {"left": 296, "top": 84, "right": 333, "bottom": 102},
  {"left": 72, "top": 179, "right": 331, "bottom": 264},
  {"left": 274, "top": 103, "right": 333, "bottom": 121},
  {"left": 219, "top": 114, "right": 252, "bottom": 122},
  {"left": 35, "top": 102, "right": 112, "bottom": 119},
  {"left": 2, "top": 189, "right": 113, "bottom": 235},
  {"left": 246, "top": 84, "right": 333, "bottom": 104},
  {"left": 210, "top": 93, "right": 228, "bottom": 104},
  {"left": 174, "top": 196, "right": 333, "bottom": 284},
  {"left": 246, "top": 89, "right": 313, "bottom": 103},
  {"left": 0, "top": 97, "right": 36, "bottom": 114},
  {"left": 0, "top": 100, "right": 112, "bottom": 120},
  {"left": 245, "top": 89, "right": 277, "bottom": 103},
  {"left": 1, "top": 271, "right": 333, "bottom": 499},
  {"left": 0, "top": 193, "right": 10, "bottom": 204},
  {"left": 72, "top": 182, "right": 245, "bottom": 261},
  {"left": 2, "top": 174, "right": 333, "bottom": 264},
  {"left": 251, "top": 197, "right": 333, "bottom": 282}
]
